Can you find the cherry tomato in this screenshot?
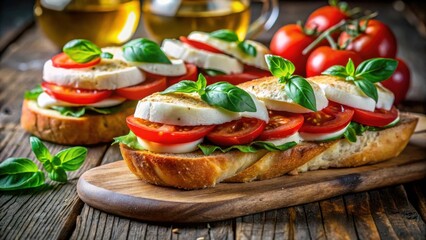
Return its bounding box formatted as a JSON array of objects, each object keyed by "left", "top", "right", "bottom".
[
  {"left": 179, "top": 36, "right": 224, "bottom": 54},
  {"left": 41, "top": 81, "right": 112, "bottom": 104},
  {"left": 306, "top": 46, "right": 363, "bottom": 77},
  {"left": 305, "top": 5, "right": 348, "bottom": 39},
  {"left": 300, "top": 102, "right": 354, "bottom": 133},
  {"left": 338, "top": 19, "right": 397, "bottom": 59},
  {"left": 205, "top": 65, "right": 271, "bottom": 85},
  {"left": 166, "top": 63, "right": 198, "bottom": 86},
  {"left": 51, "top": 52, "right": 100, "bottom": 69},
  {"left": 351, "top": 106, "right": 398, "bottom": 127},
  {"left": 381, "top": 58, "right": 411, "bottom": 105},
  {"left": 115, "top": 76, "right": 167, "bottom": 100},
  {"left": 257, "top": 111, "right": 304, "bottom": 141},
  {"left": 127, "top": 116, "right": 215, "bottom": 144},
  {"left": 206, "top": 118, "right": 266, "bottom": 147},
  {"left": 270, "top": 24, "right": 318, "bottom": 76}
]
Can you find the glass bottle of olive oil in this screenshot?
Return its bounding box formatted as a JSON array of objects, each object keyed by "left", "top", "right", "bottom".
[
  {"left": 34, "top": 0, "right": 140, "bottom": 48},
  {"left": 142, "top": 0, "right": 250, "bottom": 42}
]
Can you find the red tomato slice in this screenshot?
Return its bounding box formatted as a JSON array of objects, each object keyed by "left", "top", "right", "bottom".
[
  {"left": 206, "top": 118, "right": 266, "bottom": 147},
  {"left": 205, "top": 65, "right": 271, "bottom": 85},
  {"left": 300, "top": 103, "right": 354, "bottom": 133},
  {"left": 166, "top": 63, "right": 198, "bottom": 86},
  {"left": 51, "top": 52, "right": 100, "bottom": 69},
  {"left": 115, "top": 76, "right": 167, "bottom": 100},
  {"left": 127, "top": 116, "right": 215, "bottom": 144},
  {"left": 41, "top": 81, "right": 112, "bottom": 104},
  {"left": 352, "top": 106, "right": 398, "bottom": 127},
  {"left": 257, "top": 111, "right": 304, "bottom": 141},
  {"left": 179, "top": 36, "right": 224, "bottom": 54}
]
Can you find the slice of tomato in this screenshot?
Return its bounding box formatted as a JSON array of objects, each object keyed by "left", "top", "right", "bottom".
[
  {"left": 179, "top": 36, "right": 224, "bottom": 54},
  {"left": 127, "top": 116, "right": 215, "bottom": 144},
  {"left": 300, "top": 102, "right": 354, "bottom": 133},
  {"left": 41, "top": 81, "right": 112, "bottom": 104},
  {"left": 352, "top": 106, "right": 398, "bottom": 127},
  {"left": 166, "top": 63, "right": 198, "bottom": 86},
  {"left": 257, "top": 111, "right": 304, "bottom": 141},
  {"left": 206, "top": 118, "right": 266, "bottom": 147},
  {"left": 51, "top": 52, "right": 100, "bottom": 69},
  {"left": 115, "top": 76, "right": 167, "bottom": 100},
  {"left": 204, "top": 65, "right": 271, "bottom": 85}
]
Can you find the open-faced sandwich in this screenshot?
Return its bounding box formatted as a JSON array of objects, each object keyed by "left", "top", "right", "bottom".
[
  {"left": 115, "top": 55, "right": 418, "bottom": 189},
  {"left": 161, "top": 29, "right": 272, "bottom": 85},
  {"left": 21, "top": 38, "right": 197, "bottom": 145}
]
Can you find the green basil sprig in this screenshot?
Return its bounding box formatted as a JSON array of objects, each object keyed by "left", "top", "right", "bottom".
[
  {"left": 322, "top": 58, "right": 398, "bottom": 102},
  {"left": 198, "top": 141, "right": 297, "bottom": 155},
  {"left": 63, "top": 39, "right": 113, "bottom": 63},
  {"left": 343, "top": 118, "right": 400, "bottom": 143},
  {"left": 0, "top": 137, "right": 87, "bottom": 191},
  {"left": 24, "top": 85, "right": 43, "bottom": 100},
  {"left": 50, "top": 105, "right": 121, "bottom": 118},
  {"left": 265, "top": 54, "right": 317, "bottom": 112},
  {"left": 209, "top": 29, "right": 257, "bottom": 57},
  {"left": 113, "top": 131, "right": 144, "bottom": 150},
  {"left": 161, "top": 73, "right": 257, "bottom": 112},
  {"left": 123, "top": 38, "right": 171, "bottom": 64}
]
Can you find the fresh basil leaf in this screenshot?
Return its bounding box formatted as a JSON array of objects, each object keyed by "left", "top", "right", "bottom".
[
  {"left": 265, "top": 54, "right": 295, "bottom": 79},
  {"left": 161, "top": 80, "right": 199, "bottom": 94},
  {"left": 253, "top": 141, "right": 297, "bottom": 151},
  {"left": 113, "top": 131, "right": 145, "bottom": 150},
  {"left": 354, "top": 80, "right": 378, "bottom": 102},
  {"left": 285, "top": 76, "right": 317, "bottom": 111},
  {"left": 209, "top": 29, "right": 239, "bottom": 42},
  {"left": 322, "top": 65, "right": 348, "bottom": 78},
  {"left": 349, "top": 122, "right": 368, "bottom": 135},
  {"left": 30, "top": 137, "right": 51, "bottom": 163},
  {"left": 43, "top": 161, "right": 54, "bottom": 173},
  {"left": 24, "top": 85, "right": 43, "bottom": 100},
  {"left": 205, "top": 69, "right": 226, "bottom": 76},
  {"left": 202, "top": 82, "right": 256, "bottom": 112},
  {"left": 355, "top": 58, "right": 398, "bottom": 83},
  {"left": 63, "top": 39, "right": 102, "bottom": 63},
  {"left": 51, "top": 106, "right": 86, "bottom": 117},
  {"left": 196, "top": 73, "right": 207, "bottom": 93},
  {"left": 100, "top": 52, "right": 113, "bottom": 59},
  {"left": 343, "top": 125, "right": 357, "bottom": 142},
  {"left": 123, "top": 38, "right": 171, "bottom": 64},
  {"left": 0, "top": 158, "right": 45, "bottom": 191},
  {"left": 48, "top": 167, "right": 67, "bottom": 183},
  {"left": 346, "top": 59, "right": 355, "bottom": 76},
  {"left": 51, "top": 156, "right": 61, "bottom": 167},
  {"left": 198, "top": 141, "right": 297, "bottom": 155},
  {"left": 54, "top": 147, "right": 87, "bottom": 171},
  {"left": 237, "top": 41, "right": 257, "bottom": 57}
]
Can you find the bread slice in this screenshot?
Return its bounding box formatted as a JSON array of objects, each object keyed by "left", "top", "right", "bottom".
[
  {"left": 120, "top": 113, "right": 418, "bottom": 189},
  {"left": 21, "top": 99, "right": 136, "bottom": 145}
]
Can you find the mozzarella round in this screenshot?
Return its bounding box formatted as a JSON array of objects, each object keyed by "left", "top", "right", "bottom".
[
  {"left": 43, "top": 59, "right": 145, "bottom": 90},
  {"left": 299, "top": 122, "right": 350, "bottom": 141},
  {"left": 263, "top": 132, "right": 302, "bottom": 145},
  {"left": 376, "top": 83, "right": 394, "bottom": 110},
  {"left": 137, "top": 137, "right": 202, "bottom": 153},
  {"left": 161, "top": 39, "right": 244, "bottom": 74},
  {"left": 37, "top": 92, "right": 126, "bottom": 108},
  {"left": 187, "top": 31, "right": 270, "bottom": 70}
]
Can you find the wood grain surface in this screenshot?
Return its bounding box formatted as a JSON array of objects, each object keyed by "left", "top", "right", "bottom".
[{"left": 77, "top": 144, "right": 426, "bottom": 223}]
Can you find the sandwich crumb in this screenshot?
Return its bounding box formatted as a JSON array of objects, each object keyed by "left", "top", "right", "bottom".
[{"left": 172, "top": 228, "right": 180, "bottom": 234}]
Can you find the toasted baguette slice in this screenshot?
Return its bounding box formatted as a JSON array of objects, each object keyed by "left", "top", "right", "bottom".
[
  {"left": 120, "top": 113, "right": 417, "bottom": 190},
  {"left": 21, "top": 100, "right": 136, "bottom": 145}
]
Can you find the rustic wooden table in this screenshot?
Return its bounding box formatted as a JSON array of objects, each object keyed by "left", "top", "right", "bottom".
[{"left": 1, "top": 1, "right": 425, "bottom": 239}]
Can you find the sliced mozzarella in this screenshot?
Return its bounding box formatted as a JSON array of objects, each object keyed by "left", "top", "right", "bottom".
[
  {"left": 188, "top": 31, "right": 270, "bottom": 70},
  {"left": 37, "top": 92, "right": 126, "bottom": 108},
  {"left": 102, "top": 47, "right": 187, "bottom": 77},
  {"left": 162, "top": 39, "right": 244, "bottom": 74},
  {"left": 318, "top": 83, "right": 375, "bottom": 112},
  {"left": 376, "top": 83, "right": 394, "bottom": 110},
  {"left": 299, "top": 122, "right": 350, "bottom": 141},
  {"left": 239, "top": 93, "right": 269, "bottom": 122},
  {"left": 137, "top": 137, "right": 202, "bottom": 153},
  {"left": 263, "top": 132, "right": 302, "bottom": 145},
  {"left": 43, "top": 59, "right": 145, "bottom": 90}
]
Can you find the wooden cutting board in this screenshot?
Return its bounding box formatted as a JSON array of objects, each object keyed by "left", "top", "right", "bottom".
[{"left": 77, "top": 143, "right": 426, "bottom": 223}]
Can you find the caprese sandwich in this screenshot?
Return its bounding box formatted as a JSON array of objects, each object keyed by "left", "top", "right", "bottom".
[
  {"left": 21, "top": 38, "right": 197, "bottom": 145},
  {"left": 115, "top": 55, "right": 418, "bottom": 189},
  {"left": 161, "top": 29, "right": 272, "bottom": 85}
]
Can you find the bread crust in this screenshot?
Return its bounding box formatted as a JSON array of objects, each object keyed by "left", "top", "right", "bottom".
[
  {"left": 119, "top": 114, "right": 418, "bottom": 189},
  {"left": 20, "top": 100, "right": 136, "bottom": 145}
]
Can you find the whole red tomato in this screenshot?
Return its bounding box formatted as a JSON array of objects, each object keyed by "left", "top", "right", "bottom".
[
  {"left": 381, "top": 58, "right": 410, "bottom": 105},
  {"left": 306, "top": 46, "right": 363, "bottom": 77},
  {"left": 338, "top": 19, "right": 397, "bottom": 60},
  {"left": 270, "top": 24, "right": 318, "bottom": 76},
  {"left": 305, "top": 5, "right": 348, "bottom": 39}
]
